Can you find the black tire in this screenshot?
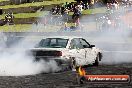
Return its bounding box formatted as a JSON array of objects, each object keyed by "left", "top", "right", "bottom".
[
  {"left": 70, "top": 57, "right": 77, "bottom": 71},
  {"left": 98, "top": 52, "right": 102, "bottom": 61},
  {"left": 94, "top": 58, "right": 99, "bottom": 66},
  {"left": 57, "top": 60, "right": 71, "bottom": 72},
  {"left": 34, "top": 57, "right": 40, "bottom": 62},
  {"left": 93, "top": 54, "right": 99, "bottom": 66}
]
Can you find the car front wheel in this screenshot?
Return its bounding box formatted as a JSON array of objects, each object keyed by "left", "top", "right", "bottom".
[{"left": 93, "top": 54, "right": 99, "bottom": 66}]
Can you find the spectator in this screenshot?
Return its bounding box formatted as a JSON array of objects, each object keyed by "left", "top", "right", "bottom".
[
  {"left": 107, "top": 0, "right": 119, "bottom": 10},
  {"left": 72, "top": 6, "right": 81, "bottom": 26},
  {"left": 80, "top": 1, "right": 85, "bottom": 9},
  {"left": 61, "top": 5, "right": 65, "bottom": 15},
  {"left": 51, "top": 6, "right": 56, "bottom": 15},
  {"left": 71, "top": 3, "right": 75, "bottom": 11},
  {"left": 75, "top": 17, "right": 80, "bottom": 27},
  {"left": 64, "top": 22, "right": 70, "bottom": 31},
  {"left": 0, "top": 8, "right": 2, "bottom": 15},
  {"left": 85, "top": 2, "right": 89, "bottom": 9},
  {"left": 56, "top": 5, "right": 61, "bottom": 15},
  {"left": 5, "top": 12, "right": 14, "bottom": 24},
  {"left": 63, "top": 8, "right": 70, "bottom": 22},
  {"left": 90, "top": 0, "right": 95, "bottom": 9},
  {"left": 54, "top": 6, "right": 58, "bottom": 14},
  {"left": 77, "top": 2, "right": 83, "bottom": 12},
  {"left": 64, "top": 2, "right": 68, "bottom": 9}
]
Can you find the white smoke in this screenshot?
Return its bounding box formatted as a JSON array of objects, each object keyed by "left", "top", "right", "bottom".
[
  {"left": 83, "top": 5, "right": 132, "bottom": 64},
  {"left": 0, "top": 32, "right": 60, "bottom": 76},
  {"left": 40, "top": 4, "right": 132, "bottom": 65},
  {"left": 95, "top": 30, "right": 132, "bottom": 64},
  {"left": 14, "top": 4, "right": 132, "bottom": 73}
]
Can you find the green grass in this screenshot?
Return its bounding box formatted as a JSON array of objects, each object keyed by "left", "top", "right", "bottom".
[
  {"left": 0, "top": 22, "right": 96, "bottom": 32},
  {"left": 0, "top": 0, "right": 75, "bottom": 9},
  {"left": 92, "top": 7, "right": 107, "bottom": 14},
  {"left": 0, "top": 24, "right": 62, "bottom": 32},
  {"left": 0, "top": 11, "right": 49, "bottom": 19},
  {"left": 69, "top": 7, "right": 107, "bottom": 15},
  {"left": 82, "top": 7, "right": 107, "bottom": 14},
  {"left": 0, "top": 24, "right": 32, "bottom": 32},
  {"left": 82, "top": 9, "right": 92, "bottom": 14},
  {"left": 0, "top": 7, "right": 106, "bottom": 19},
  {"left": 0, "top": 23, "right": 74, "bottom": 32},
  {"left": 0, "top": 0, "right": 9, "bottom": 2}
]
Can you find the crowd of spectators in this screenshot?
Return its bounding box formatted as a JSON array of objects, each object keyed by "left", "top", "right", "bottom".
[
  {"left": 51, "top": 1, "right": 89, "bottom": 15},
  {"left": 106, "top": 0, "right": 119, "bottom": 10},
  {"left": 122, "top": 0, "right": 132, "bottom": 6},
  {"left": 50, "top": 1, "right": 90, "bottom": 27}
]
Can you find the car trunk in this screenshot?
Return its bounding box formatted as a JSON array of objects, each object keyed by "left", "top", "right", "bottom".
[
  {"left": 31, "top": 48, "right": 63, "bottom": 57},
  {"left": 32, "top": 50, "right": 62, "bottom": 57}
]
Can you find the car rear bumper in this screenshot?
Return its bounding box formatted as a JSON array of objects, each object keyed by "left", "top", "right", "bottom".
[{"left": 35, "top": 56, "right": 71, "bottom": 66}]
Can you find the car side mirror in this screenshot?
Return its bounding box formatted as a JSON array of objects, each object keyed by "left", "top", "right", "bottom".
[
  {"left": 90, "top": 45, "right": 95, "bottom": 48},
  {"left": 83, "top": 45, "right": 89, "bottom": 48}
]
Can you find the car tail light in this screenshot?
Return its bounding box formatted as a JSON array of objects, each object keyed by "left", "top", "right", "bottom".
[{"left": 55, "top": 51, "right": 62, "bottom": 56}]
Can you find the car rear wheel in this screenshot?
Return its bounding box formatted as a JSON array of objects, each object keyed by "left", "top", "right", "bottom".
[
  {"left": 70, "top": 57, "right": 78, "bottom": 71},
  {"left": 56, "top": 60, "right": 71, "bottom": 72}
]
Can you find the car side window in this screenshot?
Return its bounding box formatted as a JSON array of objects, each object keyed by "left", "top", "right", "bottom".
[
  {"left": 70, "top": 39, "right": 83, "bottom": 49},
  {"left": 80, "top": 38, "right": 90, "bottom": 48}
]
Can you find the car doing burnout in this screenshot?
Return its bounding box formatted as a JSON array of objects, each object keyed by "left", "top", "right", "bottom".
[{"left": 31, "top": 36, "right": 102, "bottom": 69}]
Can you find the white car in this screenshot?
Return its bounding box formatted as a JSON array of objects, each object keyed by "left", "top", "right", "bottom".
[{"left": 31, "top": 36, "right": 102, "bottom": 69}]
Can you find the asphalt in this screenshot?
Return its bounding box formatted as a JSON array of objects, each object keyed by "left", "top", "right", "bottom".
[
  {"left": 0, "top": 30, "right": 132, "bottom": 88},
  {"left": 0, "top": 63, "right": 131, "bottom": 88}
]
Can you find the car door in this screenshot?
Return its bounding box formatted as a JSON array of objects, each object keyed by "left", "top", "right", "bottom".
[
  {"left": 69, "top": 38, "right": 87, "bottom": 66},
  {"left": 79, "top": 38, "right": 97, "bottom": 65}
]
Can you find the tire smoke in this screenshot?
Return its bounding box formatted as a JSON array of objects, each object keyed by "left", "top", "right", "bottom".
[{"left": 0, "top": 33, "right": 60, "bottom": 76}]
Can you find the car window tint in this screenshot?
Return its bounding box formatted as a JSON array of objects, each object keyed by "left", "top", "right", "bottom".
[
  {"left": 70, "top": 38, "right": 83, "bottom": 49},
  {"left": 57, "top": 39, "right": 68, "bottom": 47},
  {"left": 50, "top": 39, "right": 56, "bottom": 46},
  {"left": 38, "top": 38, "right": 68, "bottom": 48},
  {"left": 38, "top": 39, "right": 47, "bottom": 47},
  {"left": 80, "top": 38, "right": 90, "bottom": 48}
]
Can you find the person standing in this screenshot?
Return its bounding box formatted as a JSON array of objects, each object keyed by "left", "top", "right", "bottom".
[{"left": 90, "top": 0, "right": 95, "bottom": 9}]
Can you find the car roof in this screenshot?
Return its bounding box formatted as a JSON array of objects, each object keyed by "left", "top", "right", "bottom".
[{"left": 42, "top": 36, "right": 83, "bottom": 39}]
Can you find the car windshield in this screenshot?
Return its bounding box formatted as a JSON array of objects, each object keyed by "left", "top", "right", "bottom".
[{"left": 37, "top": 38, "right": 68, "bottom": 48}]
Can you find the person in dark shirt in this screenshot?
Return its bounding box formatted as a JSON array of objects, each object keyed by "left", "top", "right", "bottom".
[{"left": 61, "top": 5, "right": 65, "bottom": 15}]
